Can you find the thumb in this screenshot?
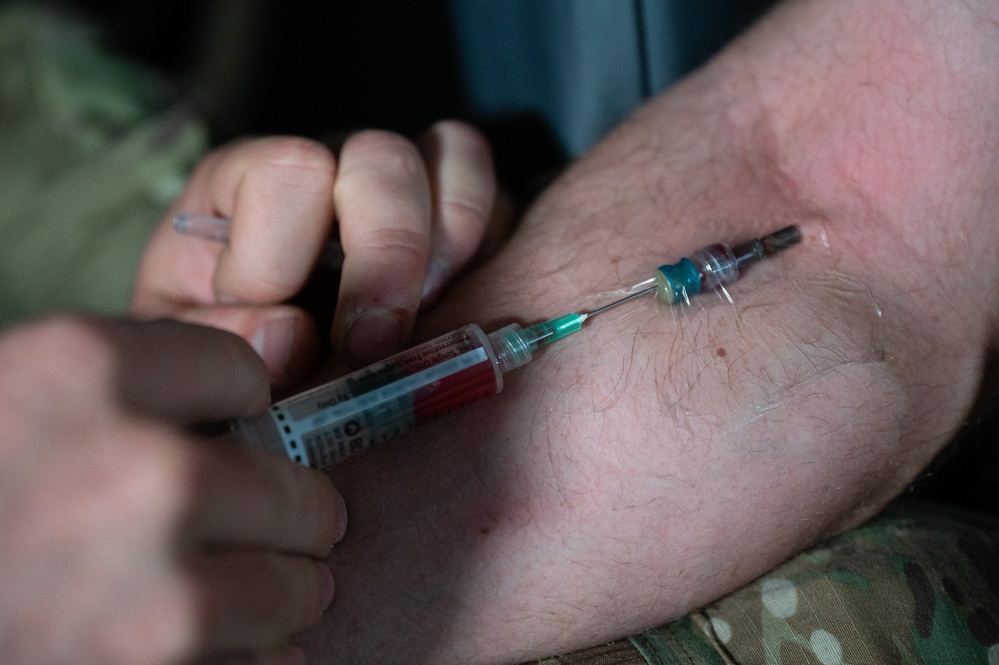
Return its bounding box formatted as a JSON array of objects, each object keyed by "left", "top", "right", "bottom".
[{"left": 175, "top": 305, "right": 319, "bottom": 390}]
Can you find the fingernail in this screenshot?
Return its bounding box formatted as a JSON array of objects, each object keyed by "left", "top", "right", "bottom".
[
  {"left": 421, "top": 257, "right": 451, "bottom": 303},
  {"left": 315, "top": 561, "right": 335, "bottom": 612},
  {"left": 251, "top": 314, "right": 295, "bottom": 377},
  {"left": 343, "top": 308, "right": 403, "bottom": 366}
]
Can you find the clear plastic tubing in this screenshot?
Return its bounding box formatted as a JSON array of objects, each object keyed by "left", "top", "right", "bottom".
[{"left": 234, "top": 315, "right": 583, "bottom": 470}]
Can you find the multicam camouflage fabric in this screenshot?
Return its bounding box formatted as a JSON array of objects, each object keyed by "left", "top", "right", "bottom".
[{"left": 531, "top": 500, "right": 999, "bottom": 665}]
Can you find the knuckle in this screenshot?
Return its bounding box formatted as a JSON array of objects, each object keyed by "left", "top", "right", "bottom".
[
  {"left": 218, "top": 265, "right": 299, "bottom": 304},
  {"left": 440, "top": 196, "right": 491, "bottom": 236},
  {"left": 255, "top": 136, "right": 337, "bottom": 192},
  {"left": 431, "top": 119, "right": 491, "bottom": 154},
  {"left": 363, "top": 223, "right": 428, "bottom": 254},
  {"left": 342, "top": 130, "right": 425, "bottom": 179},
  {"left": 357, "top": 225, "right": 429, "bottom": 273},
  {"left": 259, "top": 136, "right": 336, "bottom": 173},
  {"left": 0, "top": 316, "right": 115, "bottom": 389}
]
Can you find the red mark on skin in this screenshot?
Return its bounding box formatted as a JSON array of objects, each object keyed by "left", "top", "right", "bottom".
[{"left": 716, "top": 347, "right": 727, "bottom": 358}]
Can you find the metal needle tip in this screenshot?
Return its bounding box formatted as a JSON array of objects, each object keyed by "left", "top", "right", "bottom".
[{"left": 584, "top": 286, "right": 657, "bottom": 319}]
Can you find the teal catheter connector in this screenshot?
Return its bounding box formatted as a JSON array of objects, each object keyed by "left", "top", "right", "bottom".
[{"left": 519, "top": 312, "right": 586, "bottom": 346}]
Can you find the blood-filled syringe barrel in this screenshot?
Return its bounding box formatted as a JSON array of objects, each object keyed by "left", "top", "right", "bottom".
[{"left": 234, "top": 323, "right": 535, "bottom": 470}]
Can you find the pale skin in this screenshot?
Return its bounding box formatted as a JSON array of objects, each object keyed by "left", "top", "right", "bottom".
[{"left": 290, "top": 0, "right": 996, "bottom": 662}]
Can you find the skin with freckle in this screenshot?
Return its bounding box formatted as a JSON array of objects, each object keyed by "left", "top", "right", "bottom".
[{"left": 301, "top": 0, "right": 999, "bottom": 663}]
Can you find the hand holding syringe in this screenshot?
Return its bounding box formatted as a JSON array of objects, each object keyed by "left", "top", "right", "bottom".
[{"left": 196, "top": 224, "right": 802, "bottom": 470}]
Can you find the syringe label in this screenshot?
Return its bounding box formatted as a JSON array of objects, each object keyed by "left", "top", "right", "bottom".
[
  {"left": 272, "top": 346, "right": 490, "bottom": 467},
  {"left": 307, "top": 347, "right": 487, "bottom": 429}
]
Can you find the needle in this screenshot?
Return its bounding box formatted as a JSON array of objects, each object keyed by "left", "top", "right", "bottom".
[{"left": 583, "top": 286, "right": 657, "bottom": 320}]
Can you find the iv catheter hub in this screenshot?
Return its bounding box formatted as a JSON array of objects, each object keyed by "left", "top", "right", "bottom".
[{"left": 654, "top": 225, "right": 801, "bottom": 304}]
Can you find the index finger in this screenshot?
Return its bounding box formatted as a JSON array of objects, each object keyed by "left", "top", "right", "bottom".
[{"left": 187, "top": 137, "right": 338, "bottom": 305}]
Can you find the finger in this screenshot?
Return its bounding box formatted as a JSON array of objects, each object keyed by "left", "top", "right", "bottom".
[
  {"left": 331, "top": 130, "right": 432, "bottom": 367},
  {"left": 173, "top": 304, "right": 319, "bottom": 391},
  {"left": 98, "top": 318, "right": 270, "bottom": 421},
  {"left": 187, "top": 137, "right": 338, "bottom": 305},
  {"left": 132, "top": 207, "right": 226, "bottom": 316},
  {"left": 479, "top": 186, "right": 519, "bottom": 263},
  {"left": 192, "top": 552, "right": 335, "bottom": 653},
  {"left": 189, "top": 443, "right": 347, "bottom": 558},
  {"left": 416, "top": 120, "right": 498, "bottom": 303}
]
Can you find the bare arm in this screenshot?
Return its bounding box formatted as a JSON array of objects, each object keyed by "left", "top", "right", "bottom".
[{"left": 305, "top": 0, "right": 999, "bottom": 662}]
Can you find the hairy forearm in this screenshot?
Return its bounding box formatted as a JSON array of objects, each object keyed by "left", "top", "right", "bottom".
[{"left": 304, "top": 0, "right": 999, "bottom": 662}]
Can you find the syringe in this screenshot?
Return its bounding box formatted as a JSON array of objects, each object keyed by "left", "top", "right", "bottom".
[
  {"left": 648, "top": 225, "right": 801, "bottom": 304},
  {"left": 234, "top": 296, "right": 641, "bottom": 470},
  {"left": 234, "top": 226, "right": 802, "bottom": 469}
]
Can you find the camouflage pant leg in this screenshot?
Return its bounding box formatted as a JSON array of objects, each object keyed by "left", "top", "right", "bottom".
[{"left": 529, "top": 500, "right": 999, "bottom": 665}]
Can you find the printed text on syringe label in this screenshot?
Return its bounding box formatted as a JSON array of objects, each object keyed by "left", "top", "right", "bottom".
[{"left": 272, "top": 347, "right": 489, "bottom": 468}]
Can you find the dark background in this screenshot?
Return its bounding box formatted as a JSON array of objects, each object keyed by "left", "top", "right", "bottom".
[{"left": 41, "top": 0, "right": 775, "bottom": 200}]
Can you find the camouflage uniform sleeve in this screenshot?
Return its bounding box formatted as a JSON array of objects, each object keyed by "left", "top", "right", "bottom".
[
  {"left": 529, "top": 500, "right": 999, "bottom": 665},
  {"left": 0, "top": 6, "right": 208, "bottom": 328}
]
